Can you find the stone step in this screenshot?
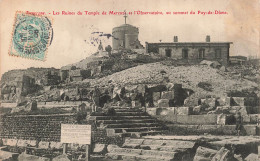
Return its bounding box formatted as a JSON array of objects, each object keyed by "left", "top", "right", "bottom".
[
  {"left": 123, "top": 139, "right": 196, "bottom": 151},
  {"left": 93, "top": 115, "right": 151, "bottom": 120},
  {"left": 114, "top": 108, "right": 143, "bottom": 112},
  {"left": 96, "top": 119, "right": 157, "bottom": 124},
  {"left": 111, "top": 127, "right": 164, "bottom": 133},
  {"left": 114, "top": 111, "right": 145, "bottom": 115},
  {"left": 106, "top": 153, "right": 174, "bottom": 161},
  {"left": 91, "top": 112, "right": 147, "bottom": 116},
  {"left": 106, "top": 148, "right": 178, "bottom": 159},
  {"left": 106, "top": 123, "right": 161, "bottom": 128},
  {"left": 119, "top": 131, "right": 165, "bottom": 137}
]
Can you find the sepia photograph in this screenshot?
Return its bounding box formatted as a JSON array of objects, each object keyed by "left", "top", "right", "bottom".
[{"left": 0, "top": 0, "right": 259, "bottom": 160}]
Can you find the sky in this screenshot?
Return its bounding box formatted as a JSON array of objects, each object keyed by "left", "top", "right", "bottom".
[{"left": 0, "top": 0, "right": 259, "bottom": 75}]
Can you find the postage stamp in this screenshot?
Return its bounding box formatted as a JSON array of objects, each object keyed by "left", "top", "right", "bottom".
[{"left": 9, "top": 11, "right": 53, "bottom": 61}]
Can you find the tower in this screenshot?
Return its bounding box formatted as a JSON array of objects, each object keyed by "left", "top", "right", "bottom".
[{"left": 112, "top": 12, "right": 143, "bottom": 50}]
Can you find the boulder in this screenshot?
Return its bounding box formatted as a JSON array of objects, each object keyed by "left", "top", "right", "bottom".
[
  {"left": 211, "top": 147, "right": 233, "bottom": 161},
  {"left": 25, "top": 100, "right": 37, "bottom": 111},
  {"left": 18, "top": 152, "right": 50, "bottom": 161},
  {"left": 112, "top": 86, "right": 125, "bottom": 99},
  {"left": 105, "top": 107, "right": 116, "bottom": 116},
  {"left": 201, "top": 98, "right": 216, "bottom": 108},
  {"left": 245, "top": 97, "right": 257, "bottom": 106},
  {"left": 211, "top": 61, "right": 221, "bottom": 68},
  {"left": 132, "top": 101, "right": 142, "bottom": 108},
  {"left": 200, "top": 60, "right": 213, "bottom": 66},
  {"left": 106, "top": 129, "right": 116, "bottom": 137},
  {"left": 52, "top": 154, "right": 70, "bottom": 161},
  {"left": 3, "top": 139, "right": 17, "bottom": 146},
  {"left": 148, "top": 85, "right": 167, "bottom": 93},
  {"left": 166, "top": 82, "right": 174, "bottom": 91},
  {"left": 17, "top": 140, "right": 28, "bottom": 147},
  {"left": 232, "top": 97, "right": 245, "bottom": 106},
  {"left": 229, "top": 106, "right": 248, "bottom": 115},
  {"left": 107, "top": 144, "right": 120, "bottom": 153},
  {"left": 129, "top": 92, "right": 138, "bottom": 101},
  {"left": 249, "top": 114, "right": 258, "bottom": 124},
  {"left": 234, "top": 154, "right": 243, "bottom": 161},
  {"left": 245, "top": 153, "right": 258, "bottom": 161},
  {"left": 11, "top": 107, "right": 24, "bottom": 113},
  {"left": 173, "top": 84, "right": 182, "bottom": 91},
  {"left": 176, "top": 107, "right": 191, "bottom": 115},
  {"left": 38, "top": 141, "right": 49, "bottom": 149},
  {"left": 50, "top": 142, "right": 63, "bottom": 150},
  {"left": 158, "top": 99, "right": 169, "bottom": 108},
  {"left": 217, "top": 97, "right": 231, "bottom": 106},
  {"left": 220, "top": 66, "right": 227, "bottom": 72},
  {"left": 0, "top": 150, "right": 19, "bottom": 161},
  {"left": 146, "top": 108, "right": 157, "bottom": 116},
  {"left": 77, "top": 103, "right": 86, "bottom": 112},
  {"left": 193, "top": 146, "right": 217, "bottom": 161},
  {"left": 27, "top": 140, "right": 37, "bottom": 147},
  {"left": 217, "top": 114, "right": 226, "bottom": 125},
  {"left": 93, "top": 144, "right": 107, "bottom": 154},
  {"left": 136, "top": 84, "right": 146, "bottom": 96},
  {"left": 157, "top": 107, "right": 176, "bottom": 115},
  {"left": 161, "top": 91, "right": 174, "bottom": 100},
  {"left": 215, "top": 106, "right": 230, "bottom": 114},
  {"left": 193, "top": 105, "right": 202, "bottom": 115},
  {"left": 200, "top": 60, "right": 221, "bottom": 68},
  {"left": 217, "top": 114, "right": 234, "bottom": 125},
  {"left": 152, "top": 92, "right": 161, "bottom": 106}
]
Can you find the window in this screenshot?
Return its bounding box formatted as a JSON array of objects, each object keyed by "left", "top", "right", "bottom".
[
  {"left": 198, "top": 49, "right": 205, "bottom": 59},
  {"left": 215, "top": 49, "right": 221, "bottom": 58},
  {"left": 165, "top": 49, "right": 171, "bottom": 57},
  {"left": 182, "top": 49, "right": 188, "bottom": 59}
]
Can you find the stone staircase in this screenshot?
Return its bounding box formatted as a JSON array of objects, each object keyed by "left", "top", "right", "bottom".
[
  {"left": 106, "top": 138, "right": 197, "bottom": 161},
  {"left": 90, "top": 106, "right": 167, "bottom": 137}
]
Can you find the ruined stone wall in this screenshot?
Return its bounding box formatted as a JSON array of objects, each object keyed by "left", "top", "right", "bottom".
[
  {"left": 0, "top": 114, "right": 124, "bottom": 145},
  {"left": 0, "top": 114, "right": 76, "bottom": 142}
]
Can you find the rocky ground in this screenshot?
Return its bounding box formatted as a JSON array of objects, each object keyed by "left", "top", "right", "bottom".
[{"left": 78, "top": 62, "right": 258, "bottom": 105}]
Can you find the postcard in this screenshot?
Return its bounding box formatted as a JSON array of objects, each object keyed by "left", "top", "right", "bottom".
[{"left": 0, "top": 0, "right": 259, "bottom": 160}]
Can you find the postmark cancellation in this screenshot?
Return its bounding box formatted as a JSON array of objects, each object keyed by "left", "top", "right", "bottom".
[{"left": 9, "top": 11, "right": 53, "bottom": 61}]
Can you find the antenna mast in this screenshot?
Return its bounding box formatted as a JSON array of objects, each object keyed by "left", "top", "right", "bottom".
[{"left": 124, "top": 10, "right": 127, "bottom": 24}]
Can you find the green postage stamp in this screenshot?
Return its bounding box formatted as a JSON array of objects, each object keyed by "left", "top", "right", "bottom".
[{"left": 9, "top": 12, "right": 53, "bottom": 61}]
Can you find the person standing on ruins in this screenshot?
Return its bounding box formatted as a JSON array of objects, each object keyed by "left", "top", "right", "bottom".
[
  {"left": 92, "top": 86, "right": 101, "bottom": 112},
  {"left": 235, "top": 112, "right": 243, "bottom": 136}
]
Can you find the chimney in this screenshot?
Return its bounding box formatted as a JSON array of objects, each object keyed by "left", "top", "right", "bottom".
[
  {"left": 174, "top": 36, "right": 178, "bottom": 42},
  {"left": 206, "top": 35, "right": 210, "bottom": 42}
]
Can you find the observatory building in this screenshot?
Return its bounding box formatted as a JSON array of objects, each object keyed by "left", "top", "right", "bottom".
[{"left": 112, "top": 14, "right": 144, "bottom": 50}]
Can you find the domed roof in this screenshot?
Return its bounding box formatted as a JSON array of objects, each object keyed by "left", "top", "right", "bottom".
[
  {"left": 113, "top": 24, "right": 138, "bottom": 30},
  {"left": 118, "top": 24, "right": 136, "bottom": 28}
]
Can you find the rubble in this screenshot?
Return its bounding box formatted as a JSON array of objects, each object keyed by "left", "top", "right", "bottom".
[
  {"left": 93, "top": 144, "right": 107, "bottom": 154},
  {"left": 18, "top": 152, "right": 50, "bottom": 161},
  {"left": 0, "top": 51, "right": 259, "bottom": 160},
  {"left": 176, "top": 107, "right": 191, "bottom": 115},
  {"left": 193, "top": 146, "right": 217, "bottom": 161},
  {"left": 211, "top": 147, "right": 233, "bottom": 161},
  {"left": 158, "top": 99, "right": 169, "bottom": 108},
  {"left": 245, "top": 153, "right": 258, "bottom": 161},
  {"left": 52, "top": 154, "right": 70, "bottom": 161}
]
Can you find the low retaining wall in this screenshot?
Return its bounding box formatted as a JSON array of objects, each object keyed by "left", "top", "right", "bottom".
[
  {"left": 37, "top": 101, "right": 90, "bottom": 108},
  {"left": 0, "top": 114, "right": 76, "bottom": 142},
  {"left": 166, "top": 124, "right": 260, "bottom": 136},
  {"left": 155, "top": 114, "right": 258, "bottom": 125},
  {"left": 0, "top": 103, "right": 18, "bottom": 108},
  {"left": 0, "top": 114, "right": 124, "bottom": 146},
  {"left": 155, "top": 114, "right": 218, "bottom": 125}
]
